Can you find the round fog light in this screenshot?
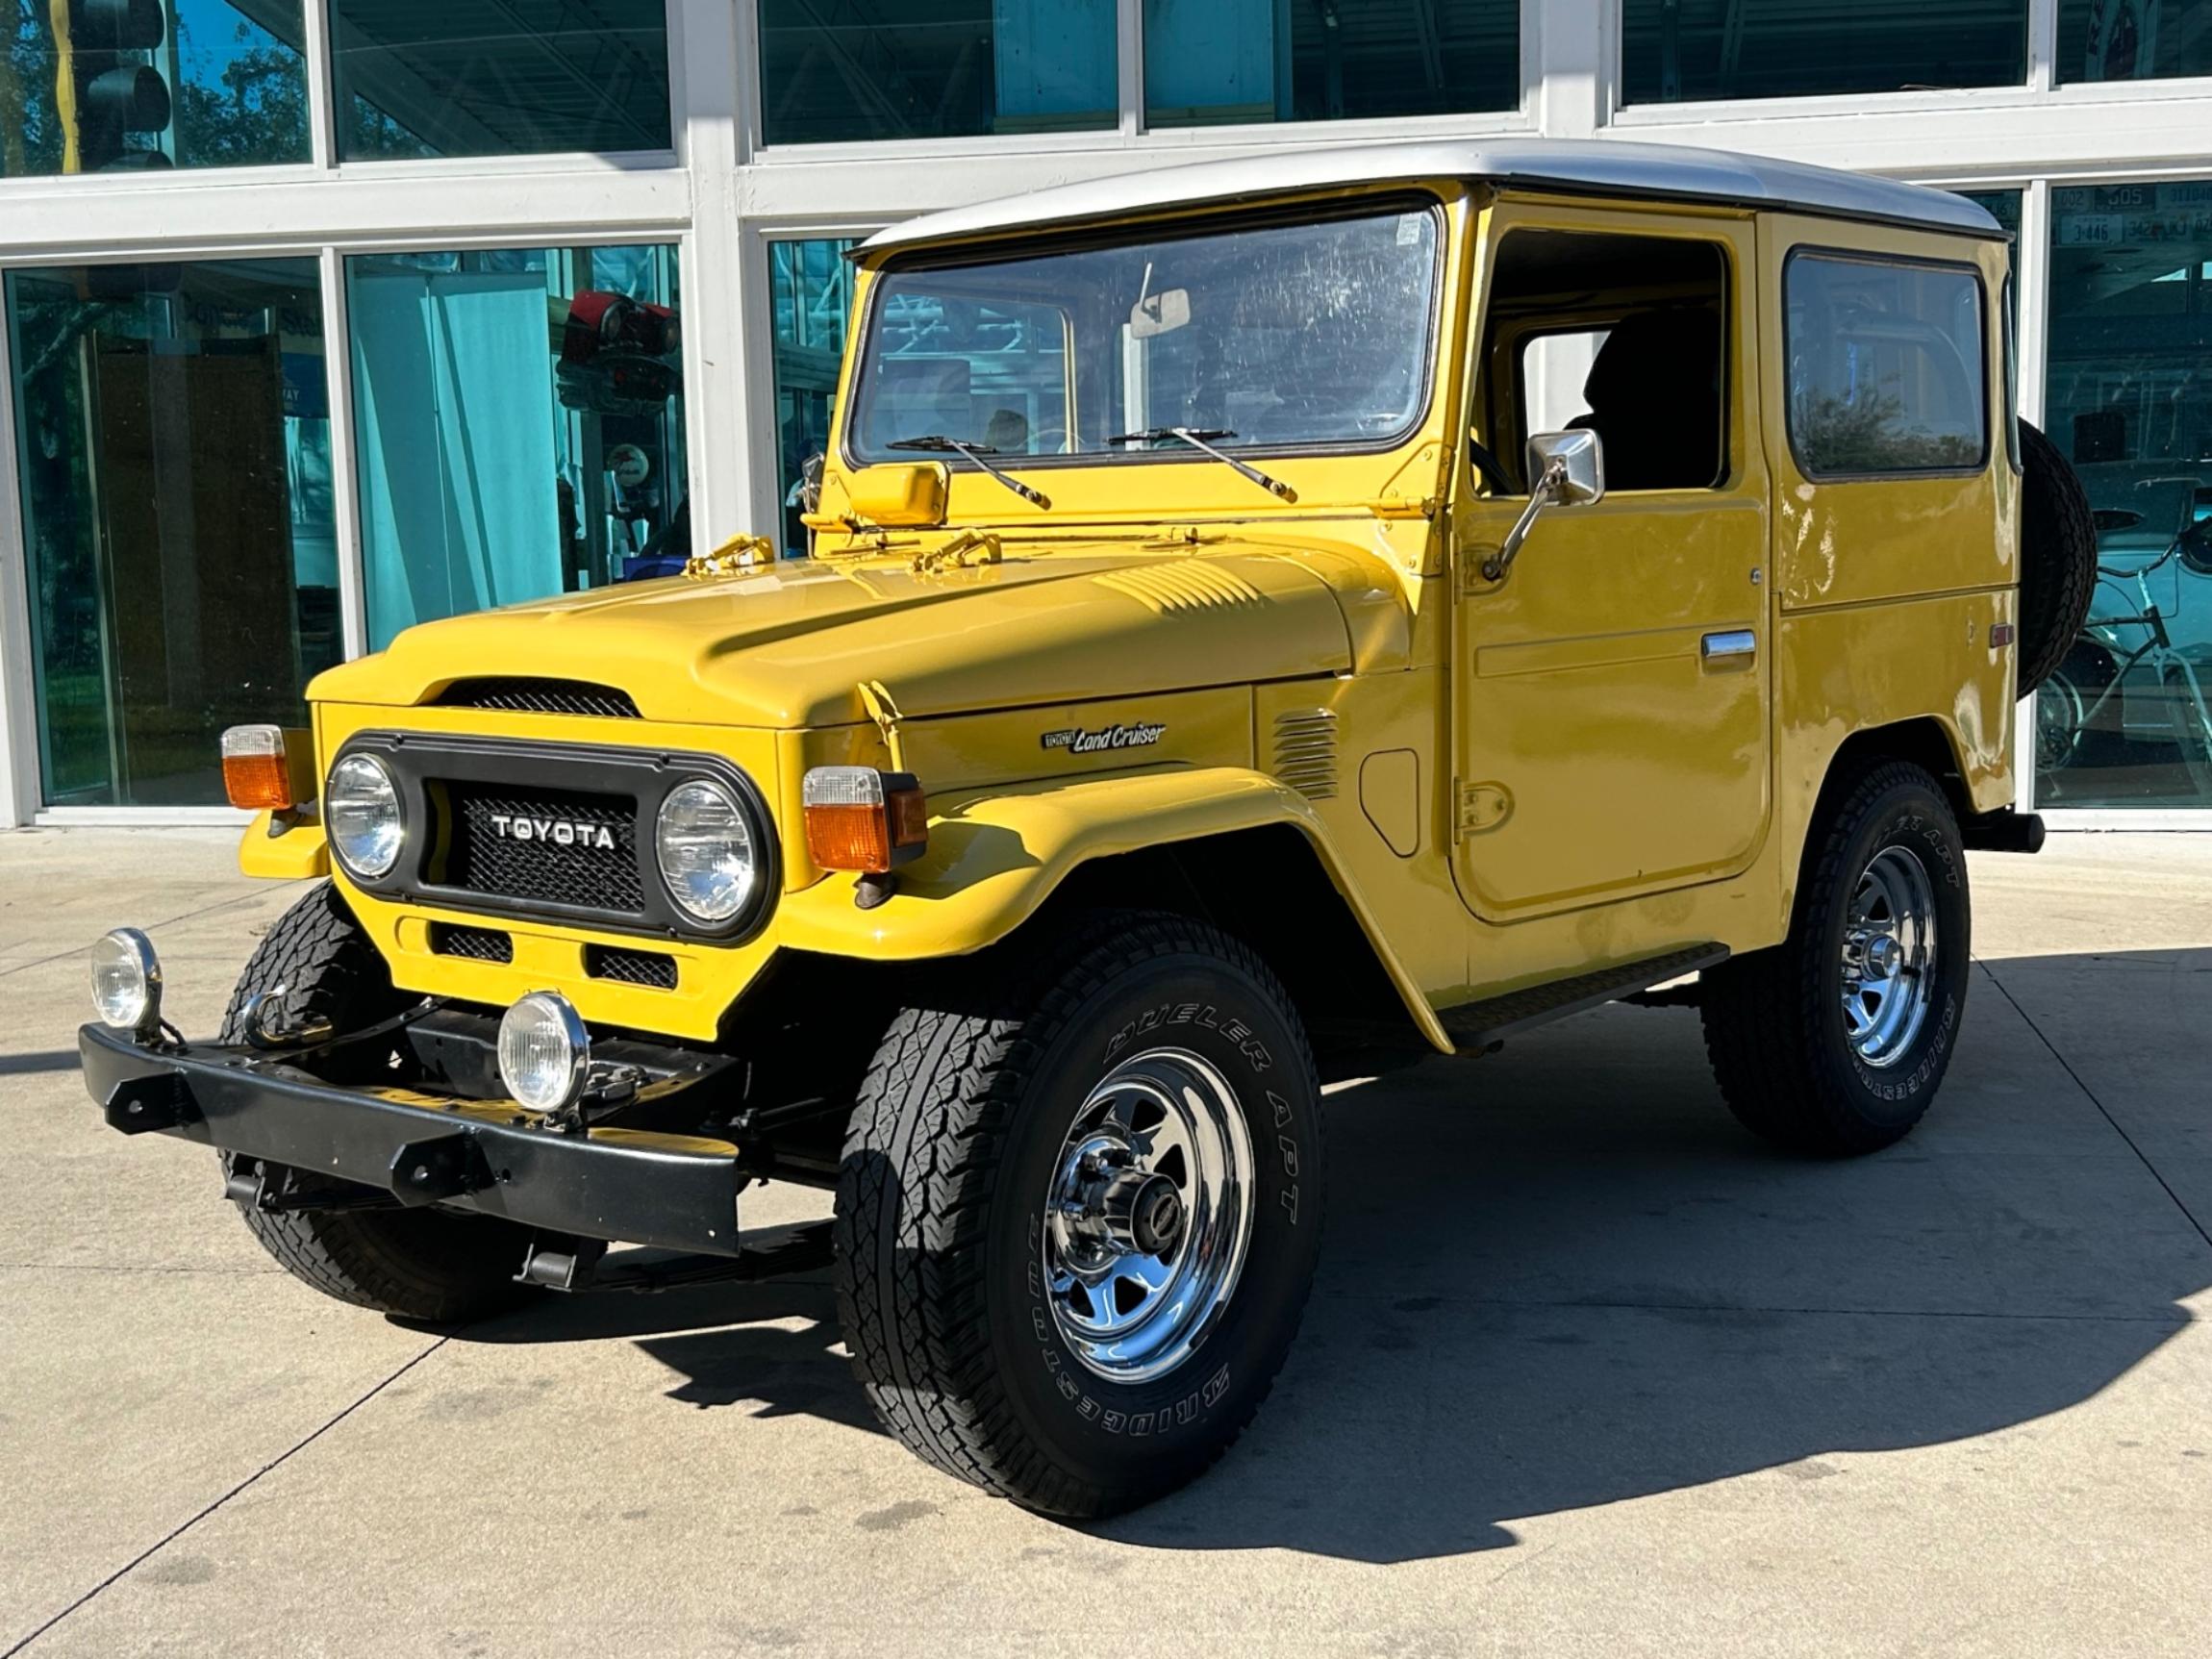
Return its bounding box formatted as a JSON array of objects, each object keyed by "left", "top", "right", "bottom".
[
  {"left": 497, "top": 992, "right": 591, "bottom": 1115},
  {"left": 89, "top": 927, "right": 163, "bottom": 1036}
]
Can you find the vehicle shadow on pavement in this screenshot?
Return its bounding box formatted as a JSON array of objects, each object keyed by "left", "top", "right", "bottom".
[{"left": 465, "top": 950, "right": 2208, "bottom": 1564}]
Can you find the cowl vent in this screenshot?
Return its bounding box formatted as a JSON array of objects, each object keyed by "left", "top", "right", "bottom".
[
  {"left": 1094, "top": 564, "right": 1268, "bottom": 615},
  {"left": 1273, "top": 709, "right": 1339, "bottom": 800}
]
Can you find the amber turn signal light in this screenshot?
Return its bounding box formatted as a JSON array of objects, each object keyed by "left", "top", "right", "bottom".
[
  {"left": 802, "top": 767, "right": 927, "bottom": 874},
  {"left": 220, "top": 724, "right": 297, "bottom": 811}
]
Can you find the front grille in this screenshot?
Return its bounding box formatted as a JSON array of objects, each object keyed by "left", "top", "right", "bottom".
[
  {"left": 429, "top": 922, "right": 513, "bottom": 963},
  {"left": 587, "top": 944, "right": 678, "bottom": 990},
  {"left": 433, "top": 678, "right": 641, "bottom": 719},
  {"left": 441, "top": 785, "right": 646, "bottom": 915}
]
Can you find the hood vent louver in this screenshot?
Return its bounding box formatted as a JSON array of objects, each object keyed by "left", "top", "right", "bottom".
[
  {"left": 1094, "top": 564, "right": 1268, "bottom": 615},
  {"left": 432, "top": 678, "right": 641, "bottom": 718},
  {"left": 1273, "top": 709, "right": 1339, "bottom": 800}
]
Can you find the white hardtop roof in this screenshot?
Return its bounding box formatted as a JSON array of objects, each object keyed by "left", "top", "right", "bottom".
[{"left": 859, "top": 138, "right": 1999, "bottom": 256}]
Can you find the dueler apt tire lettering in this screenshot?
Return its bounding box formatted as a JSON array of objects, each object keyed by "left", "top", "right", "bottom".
[{"left": 833, "top": 911, "right": 1323, "bottom": 1518}]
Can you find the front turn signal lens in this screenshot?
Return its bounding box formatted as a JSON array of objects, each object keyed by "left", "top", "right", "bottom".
[
  {"left": 220, "top": 724, "right": 296, "bottom": 811},
  {"left": 803, "top": 767, "right": 927, "bottom": 873}
]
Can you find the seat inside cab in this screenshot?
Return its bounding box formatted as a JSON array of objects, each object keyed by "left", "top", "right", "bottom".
[{"left": 1473, "top": 229, "right": 1729, "bottom": 494}]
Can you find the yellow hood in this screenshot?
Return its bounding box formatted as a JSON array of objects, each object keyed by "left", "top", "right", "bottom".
[{"left": 309, "top": 543, "right": 1362, "bottom": 727}]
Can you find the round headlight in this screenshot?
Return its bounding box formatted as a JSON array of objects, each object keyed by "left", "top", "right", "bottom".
[
  {"left": 655, "top": 778, "right": 758, "bottom": 925},
  {"left": 497, "top": 992, "right": 591, "bottom": 1115},
  {"left": 327, "top": 754, "right": 403, "bottom": 879},
  {"left": 89, "top": 927, "right": 162, "bottom": 1034}
]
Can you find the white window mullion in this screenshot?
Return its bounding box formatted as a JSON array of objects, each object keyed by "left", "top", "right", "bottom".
[
  {"left": 2026, "top": 0, "right": 2058, "bottom": 95},
  {"left": 0, "top": 290, "right": 41, "bottom": 826},
  {"left": 1118, "top": 0, "right": 1144, "bottom": 139},
  {"left": 2014, "top": 176, "right": 2052, "bottom": 814},
  {"left": 319, "top": 245, "right": 369, "bottom": 662},
  {"left": 1533, "top": 0, "right": 1606, "bottom": 138},
  {"left": 303, "top": 0, "right": 339, "bottom": 168}
]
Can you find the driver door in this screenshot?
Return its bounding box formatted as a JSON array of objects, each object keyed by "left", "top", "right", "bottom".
[{"left": 1450, "top": 207, "right": 1772, "bottom": 922}]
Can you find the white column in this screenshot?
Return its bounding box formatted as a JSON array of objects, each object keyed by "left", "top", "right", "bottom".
[
  {"left": 676, "top": 0, "right": 774, "bottom": 556},
  {"left": 1532, "top": 0, "right": 1610, "bottom": 139}
]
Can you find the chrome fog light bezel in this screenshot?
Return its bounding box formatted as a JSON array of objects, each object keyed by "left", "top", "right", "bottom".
[
  {"left": 497, "top": 991, "right": 592, "bottom": 1115},
  {"left": 89, "top": 927, "right": 163, "bottom": 1039}
]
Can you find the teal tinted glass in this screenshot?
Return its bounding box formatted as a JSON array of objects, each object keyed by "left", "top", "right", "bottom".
[
  {"left": 1143, "top": 0, "right": 1517, "bottom": 127},
  {"left": 758, "top": 0, "right": 1116, "bottom": 145},
  {"left": 7, "top": 259, "right": 334, "bottom": 806},
  {"left": 2037, "top": 181, "right": 2212, "bottom": 810},
  {"left": 346, "top": 245, "right": 687, "bottom": 646},
  {"left": 770, "top": 238, "right": 857, "bottom": 550},
  {"left": 2, "top": 0, "right": 309, "bottom": 176},
  {"left": 2057, "top": 1, "right": 2212, "bottom": 85},
  {"left": 1621, "top": 0, "right": 2026, "bottom": 103},
  {"left": 332, "top": 0, "right": 670, "bottom": 159}
]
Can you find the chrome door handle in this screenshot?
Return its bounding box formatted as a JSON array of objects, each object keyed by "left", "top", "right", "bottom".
[{"left": 1701, "top": 629, "right": 1757, "bottom": 666}]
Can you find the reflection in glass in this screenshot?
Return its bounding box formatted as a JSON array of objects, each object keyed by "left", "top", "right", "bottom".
[
  {"left": 847, "top": 207, "right": 1441, "bottom": 465},
  {"left": 6, "top": 259, "right": 334, "bottom": 806},
  {"left": 346, "top": 244, "right": 686, "bottom": 647},
  {"left": 331, "top": 0, "right": 670, "bottom": 159},
  {"left": 1, "top": 0, "right": 309, "bottom": 175},
  {"left": 1143, "top": 0, "right": 1516, "bottom": 128},
  {"left": 1784, "top": 255, "right": 1987, "bottom": 476},
  {"left": 770, "top": 239, "right": 856, "bottom": 551},
  {"left": 758, "top": 0, "right": 1115, "bottom": 146},
  {"left": 2038, "top": 181, "right": 2212, "bottom": 809},
  {"left": 1621, "top": 0, "right": 2025, "bottom": 104},
  {"left": 2057, "top": 0, "right": 2212, "bottom": 85}
]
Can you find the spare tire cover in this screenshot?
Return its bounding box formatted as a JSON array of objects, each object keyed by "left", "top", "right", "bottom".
[{"left": 2015, "top": 419, "right": 2098, "bottom": 699}]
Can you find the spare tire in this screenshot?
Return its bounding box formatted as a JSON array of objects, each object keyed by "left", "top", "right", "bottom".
[{"left": 2015, "top": 419, "right": 2098, "bottom": 698}]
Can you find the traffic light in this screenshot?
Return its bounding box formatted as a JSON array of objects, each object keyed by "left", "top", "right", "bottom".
[{"left": 62, "top": 0, "right": 174, "bottom": 173}]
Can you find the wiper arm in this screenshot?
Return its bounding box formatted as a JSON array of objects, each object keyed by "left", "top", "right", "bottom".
[
  {"left": 885, "top": 435, "right": 1049, "bottom": 509},
  {"left": 1103, "top": 427, "right": 1296, "bottom": 502}
]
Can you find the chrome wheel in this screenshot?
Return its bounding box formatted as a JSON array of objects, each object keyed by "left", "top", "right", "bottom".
[
  {"left": 1042, "top": 1046, "right": 1255, "bottom": 1384},
  {"left": 1840, "top": 845, "right": 1939, "bottom": 1068}
]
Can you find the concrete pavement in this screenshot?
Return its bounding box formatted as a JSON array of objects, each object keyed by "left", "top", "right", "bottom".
[{"left": 2, "top": 829, "right": 2207, "bottom": 1656}]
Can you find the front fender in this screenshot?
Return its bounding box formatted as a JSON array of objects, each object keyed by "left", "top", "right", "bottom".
[{"left": 774, "top": 765, "right": 1451, "bottom": 1051}]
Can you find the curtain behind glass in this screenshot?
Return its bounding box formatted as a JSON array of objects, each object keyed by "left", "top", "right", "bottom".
[{"left": 350, "top": 270, "right": 560, "bottom": 649}]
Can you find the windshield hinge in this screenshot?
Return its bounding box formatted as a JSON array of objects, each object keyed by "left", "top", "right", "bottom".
[
  {"left": 1368, "top": 496, "right": 1439, "bottom": 520},
  {"left": 684, "top": 534, "right": 774, "bottom": 580},
  {"left": 911, "top": 529, "right": 1002, "bottom": 574}
]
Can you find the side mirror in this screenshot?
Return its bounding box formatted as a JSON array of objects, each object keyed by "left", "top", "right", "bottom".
[
  {"left": 1530, "top": 429, "right": 1605, "bottom": 507},
  {"left": 1480, "top": 430, "right": 1605, "bottom": 583},
  {"left": 799, "top": 452, "right": 825, "bottom": 515}
]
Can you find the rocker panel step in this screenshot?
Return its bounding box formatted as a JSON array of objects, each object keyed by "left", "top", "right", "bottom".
[{"left": 1440, "top": 943, "right": 1729, "bottom": 1050}]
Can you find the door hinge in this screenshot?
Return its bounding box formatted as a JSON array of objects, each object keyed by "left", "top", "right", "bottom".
[{"left": 1455, "top": 779, "right": 1510, "bottom": 839}]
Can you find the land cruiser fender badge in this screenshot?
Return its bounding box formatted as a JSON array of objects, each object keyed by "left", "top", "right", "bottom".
[
  {"left": 489, "top": 814, "right": 618, "bottom": 850},
  {"left": 1041, "top": 721, "right": 1167, "bottom": 755}
]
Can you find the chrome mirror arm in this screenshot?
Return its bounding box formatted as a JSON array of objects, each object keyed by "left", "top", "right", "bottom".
[{"left": 1481, "top": 457, "right": 1567, "bottom": 583}]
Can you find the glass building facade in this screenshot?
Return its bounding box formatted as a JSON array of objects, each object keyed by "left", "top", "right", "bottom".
[{"left": 2, "top": 0, "right": 2211, "bottom": 823}]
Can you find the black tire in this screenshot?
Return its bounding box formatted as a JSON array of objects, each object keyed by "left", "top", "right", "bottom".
[
  {"left": 219, "top": 884, "right": 534, "bottom": 1322},
  {"left": 2016, "top": 419, "right": 2099, "bottom": 699},
  {"left": 1700, "top": 762, "right": 1971, "bottom": 1156},
  {"left": 834, "top": 912, "right": 1322, "bottom": 1517}
]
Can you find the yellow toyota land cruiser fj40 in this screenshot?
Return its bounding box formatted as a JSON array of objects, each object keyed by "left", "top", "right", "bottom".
[{"left": 80, "top": 139, "right": 2097, "bottom": 1517}]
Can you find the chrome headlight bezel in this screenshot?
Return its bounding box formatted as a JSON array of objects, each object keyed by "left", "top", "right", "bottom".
[
  {"left": 654, "top": 775, "right": 763, "bottom": 927},
  {"left": 326, "top": 752, "right": 405, "bottom": 880}
]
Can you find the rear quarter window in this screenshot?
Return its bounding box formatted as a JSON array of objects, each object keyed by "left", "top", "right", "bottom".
[{"left": 1785, "top": 252, "right": 1987, "bottom": 478}]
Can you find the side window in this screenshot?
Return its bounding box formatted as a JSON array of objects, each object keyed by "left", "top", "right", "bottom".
[
  {"left": 1478, "top": 229, "right": 1729, "bottom": 493},
  {"left": 1785, "top": 253, "right": 1987, "bottom": 477}
]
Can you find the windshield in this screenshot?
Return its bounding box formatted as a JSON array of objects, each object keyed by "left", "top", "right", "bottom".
[{"left": 845, "top": 203, "right": 1443, "bottom": 468}]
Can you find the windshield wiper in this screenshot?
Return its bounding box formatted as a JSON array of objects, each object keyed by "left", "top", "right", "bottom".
[
  {"left": 885, "top": 435, "right": 1049, "bottom": 509},
  {"left": 1103, "top": 427, "right": 1296, "bottom": 502}
]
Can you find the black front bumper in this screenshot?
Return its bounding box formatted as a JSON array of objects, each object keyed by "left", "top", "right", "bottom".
[{"left": 78, "top": 1022, "right": 746, "bottom": 1255}]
